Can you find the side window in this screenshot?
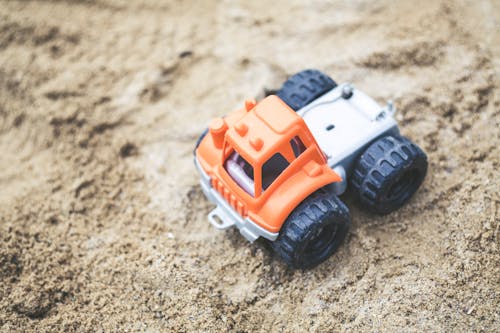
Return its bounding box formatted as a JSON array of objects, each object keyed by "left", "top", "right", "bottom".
[
  {"left": 290, "top": 136, "right": 306, "bottom": 158},
  {"left": 225, "top": 151, "right": 255, "bottom": 196},
  {"left": 262, "top": 153, "right": 289, "bottom": 191}
]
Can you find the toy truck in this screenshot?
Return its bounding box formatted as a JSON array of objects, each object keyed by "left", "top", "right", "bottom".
[{"left": 194, "top": 69, "right": 427, "bottom": 269}]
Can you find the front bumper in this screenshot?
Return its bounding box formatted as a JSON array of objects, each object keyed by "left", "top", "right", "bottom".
[{"left": 194, "top": 157, "right": 278, "bottom": 242}]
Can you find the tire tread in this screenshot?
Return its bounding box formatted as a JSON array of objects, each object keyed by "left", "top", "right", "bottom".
[
  {"left": 276, "top": 69, "right": 337, "bottom": 111},
  {"left": 272, "top": 188, "right": 350, "bottom": 269},
  {"left": 350, "top": 135, "right": 428, "bottom": 214}
]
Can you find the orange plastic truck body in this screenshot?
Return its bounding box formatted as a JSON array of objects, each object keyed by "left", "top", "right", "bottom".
[{"left": 195, "top": 95, "right": 341, "bottom": 233}]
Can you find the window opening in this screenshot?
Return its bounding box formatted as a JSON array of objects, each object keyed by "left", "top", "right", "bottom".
[
  {"left": 262, "top": 153, "right": 289, "bottom": 191},
  {"left": 224, "top": 151, "right": 255, "bottom": 196},
  {"left": 290, "top": 136, "right": 306, "bottom": 158}
]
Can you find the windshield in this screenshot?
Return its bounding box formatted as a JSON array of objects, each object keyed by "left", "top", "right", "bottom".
[
  {"left": 224, "top": 151, "right": 255, "bottom": 196},
  {"left": 224, "top": 135, "right": 308, "bottom": 196}
]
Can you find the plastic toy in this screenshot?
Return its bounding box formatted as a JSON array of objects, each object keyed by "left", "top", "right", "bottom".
[{"left": 194, "top": 69, "right": 428, "bottom": 268}]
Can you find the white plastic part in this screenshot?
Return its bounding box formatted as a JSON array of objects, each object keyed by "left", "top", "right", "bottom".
[
  {"left": 297, "top": 83, "right": 399, "bottom": 195},
  {"left": 208, "top": 206, "right": 235, "bottom": 229},
  {"left": 332, "top": 165, "right": 347, "bottom": 195}
]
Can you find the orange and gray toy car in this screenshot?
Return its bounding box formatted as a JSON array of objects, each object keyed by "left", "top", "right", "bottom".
[{"left": 194, "top": 69, "right": 427, "bottom": 269}]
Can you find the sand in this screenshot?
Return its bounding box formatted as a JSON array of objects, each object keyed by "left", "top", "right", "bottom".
[{"left": 0, "top": 0, "right": 499, "bottom": 331}]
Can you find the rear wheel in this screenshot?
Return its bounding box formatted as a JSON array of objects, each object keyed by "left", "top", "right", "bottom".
[
  {"left": 272, "top": 187, "right": 350, "bottom": 269},
  {"left": 351, "top": 135, "right": 428, "bottom": 214},
  {"left": 276, "top": 69, "right": 337, "bottom": 111}
]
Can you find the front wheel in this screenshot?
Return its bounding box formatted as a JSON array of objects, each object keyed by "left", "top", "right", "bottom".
[
  {"left": 350, "top": 135, "right": 428, "bottom": 214},
  {"left": 272, "top": 187, "right": 350, "bottom": 269}
]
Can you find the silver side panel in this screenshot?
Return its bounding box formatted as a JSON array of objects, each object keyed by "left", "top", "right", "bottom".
[{"left": 194, "top": 158, "right": 278, "bottom": 242}]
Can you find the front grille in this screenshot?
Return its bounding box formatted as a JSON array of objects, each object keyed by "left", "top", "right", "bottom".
[{"left": 212, "top": 177, "right": 247, "bottom": 217}]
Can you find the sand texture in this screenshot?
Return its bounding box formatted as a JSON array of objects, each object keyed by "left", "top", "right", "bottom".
[{"left": 0, "top": 0, "right": 499, "bottom": 332}]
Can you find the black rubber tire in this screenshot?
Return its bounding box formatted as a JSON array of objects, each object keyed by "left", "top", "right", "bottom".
[
  {"left": 351, "top": 135, "right": 428, "bottom": 215},
  {"left": 272, "top": 187, "right": 350, "bottom": 269},
  {"left": 193, "top": 128, "right": 208, "bottom": 156},
  {"left": 276, "top": 69, "right": 337, "bottom": 111}
]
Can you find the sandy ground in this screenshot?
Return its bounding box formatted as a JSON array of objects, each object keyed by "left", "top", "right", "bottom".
[{"left": 0, "top": 0, "right": 499, "bottom": 331}]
